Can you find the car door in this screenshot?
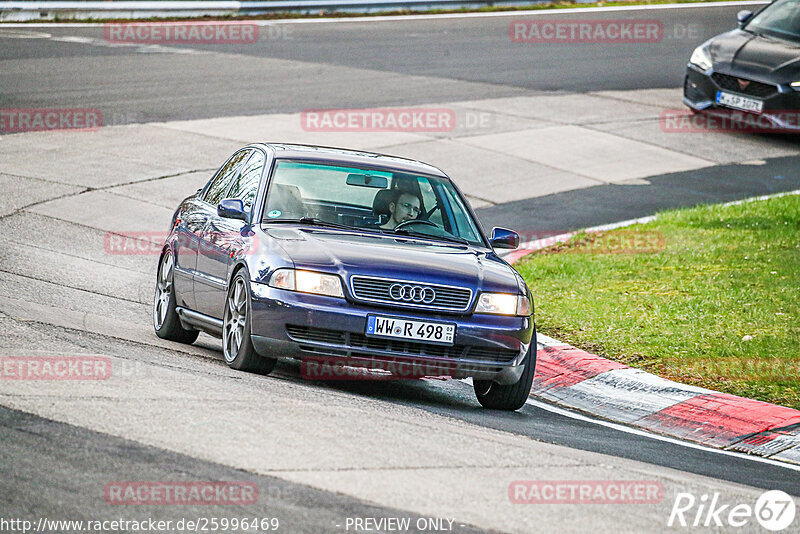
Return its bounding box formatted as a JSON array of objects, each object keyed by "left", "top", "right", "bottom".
[
  {"left": 193, "top": 149, "right": 252, "bottom": 317},
  {"left": 197, "top": 149, "right": 266, "bottom": 318},
  {"left": 172, "top": 195, "right": 207, "bottom": 311}
]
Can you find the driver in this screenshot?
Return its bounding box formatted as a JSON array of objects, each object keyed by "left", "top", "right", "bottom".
[{"left": 381, "top": 191, "right": 421, "bottom": 229}]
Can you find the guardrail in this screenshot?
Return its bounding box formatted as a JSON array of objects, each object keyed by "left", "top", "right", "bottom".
[{"left": 0, "top": 0, "right": 549, "bottom": 21}]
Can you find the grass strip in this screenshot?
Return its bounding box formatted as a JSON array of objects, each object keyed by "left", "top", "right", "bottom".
[{"left": 515, "top": 193, "right": 800, "bottom": 409}]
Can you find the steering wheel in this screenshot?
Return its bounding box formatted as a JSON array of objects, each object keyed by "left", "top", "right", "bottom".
[
  {"left": 394, "top": 219, "right": 439, "bottom": 230},
  {"left": 395, "top": 219, "right": 439, "bottom": 231},
  {"left": 420, "top": 203, "right": 440, "bottom": 221}
]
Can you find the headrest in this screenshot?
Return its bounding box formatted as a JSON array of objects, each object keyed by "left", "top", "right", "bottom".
[
  {"left": 372, "top": 189, "right": 394, "bottom": 216},
  {"left": 272, "top": 183, "right": 302, "bottom": 200},
  {"left": 266, "top": 183, "right": 305, "bottom": 219}
]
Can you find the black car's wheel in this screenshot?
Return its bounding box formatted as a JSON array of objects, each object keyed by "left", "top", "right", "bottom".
[
  {"left": 153, "top": 251, "right": 199, "bottom": 344},
  {"left": 473, "top": 331, "right": 537, "bottom": 411},
  {"left": 223, "top": 271, "right": 276, "bottom": 374}
]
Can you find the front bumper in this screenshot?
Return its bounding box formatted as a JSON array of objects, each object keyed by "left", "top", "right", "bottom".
[
  {"left": 248, "top": 282, "right": 533, "bottom": 384},
  {"left": 683, "top": 65, "right": 800, "bottom": 132}
]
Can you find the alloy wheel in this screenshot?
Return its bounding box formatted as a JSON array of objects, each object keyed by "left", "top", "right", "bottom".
[
  {"left": 223, "top": 277, "right": 248, "bottom": 363},
  {"left": 153, "top": 253, "right": 173, "bottom": 330}
]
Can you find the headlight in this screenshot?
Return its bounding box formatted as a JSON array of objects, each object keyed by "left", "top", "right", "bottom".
[
  {"left": 791, "top": 81, "right": 800, "bottom": 91},
  {"left": 475, "top": 292, "right": 531, "bottom": 316},
  {"left": 268, "top": 268, "right": 344, "bottom": 298},
  {"left": 689, "top": 45, "right": 713, "bottom": 71}
]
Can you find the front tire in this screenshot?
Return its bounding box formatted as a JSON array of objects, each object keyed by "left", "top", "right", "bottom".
[
  {"left": 153, "top": 251, "right": 199, "bottom": 344},
  {"left": 223, "top": 271, "right": 276, "bottom": 374},
  {"left": 473, "top": 331, "right": 537, "bottom": 411}
]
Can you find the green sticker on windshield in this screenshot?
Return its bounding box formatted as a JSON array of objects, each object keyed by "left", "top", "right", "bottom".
[{"left": 267, "top": 210, "right": 282, "bottom": 218}]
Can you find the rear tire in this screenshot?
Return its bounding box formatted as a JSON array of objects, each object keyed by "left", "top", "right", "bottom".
[
  {"left": 153, "top": 251, "right": 199, "bottom": 344},
  {"left": 223, "top": 271, "right": 277, "bottom": 374},
  {"left": 473, "top": 331, "right": 537, "bottom": 411}
]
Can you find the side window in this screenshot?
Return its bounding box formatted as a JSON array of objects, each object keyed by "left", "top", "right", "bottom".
[
  {"left": 228, "top": 151, "right": 265, "bottom": 212},
  {"left": 442, "top": 186, "right": 481, "bottom": 243},
  {"left": 203, "top": 150, "right": 250, "bottom": 206}
]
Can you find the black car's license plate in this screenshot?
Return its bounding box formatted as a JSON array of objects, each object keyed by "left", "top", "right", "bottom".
[
  {"left": 716, "top": 91, "right": 764, "bottom": 113},
  {"left": 366, "top": 315, "right": 455, "bottom": 345}
]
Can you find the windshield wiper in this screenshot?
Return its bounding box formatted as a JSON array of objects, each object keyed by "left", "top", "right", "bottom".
[
  {"left": 264, "top": 217, "right": 354, "bottom": 230},
  {"left": 431, "top": 234, "right": 471, "bottom": 245}
]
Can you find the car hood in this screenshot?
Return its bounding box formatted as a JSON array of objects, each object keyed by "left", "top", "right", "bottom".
[
  {"left": 263, "top": 226, "right": 524, "bottom": 294},
  {"left": 709, "top": 29, "right": 800, "bottom": 81}
]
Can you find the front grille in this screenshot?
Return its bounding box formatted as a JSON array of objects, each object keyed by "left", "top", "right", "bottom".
[
  {"left": 286, "top": 325, "right": 518, "bottom": 365},
  {"left": 350, "top": 276, "right": 472, "bottom": 312},
  {"left": 711, "top": 73, "right": 777, "bottom": 99}
]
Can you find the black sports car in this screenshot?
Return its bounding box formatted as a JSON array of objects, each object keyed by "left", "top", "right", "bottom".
[{"left": 683, "top": 0, "right": 800, "bottom": 131}]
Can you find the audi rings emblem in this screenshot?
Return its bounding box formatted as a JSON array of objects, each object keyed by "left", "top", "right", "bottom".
[{"left": 389, "top": 283, "right": 436, "bottom": 304}]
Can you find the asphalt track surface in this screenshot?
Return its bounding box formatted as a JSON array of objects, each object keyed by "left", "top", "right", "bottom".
[
  {"left": 1, "top": 407, "right": 486, "bottom": 534},
  {"left": 0, "top": 4, "right": 763, "bottom": 122},
  {"left": 478, "top": 155, "right": 800, "bottom": 233},
  {"left": 2, "top": 4, "right": 800, "bottom": 533}
]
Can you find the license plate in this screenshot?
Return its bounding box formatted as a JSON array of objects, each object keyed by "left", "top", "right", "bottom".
[
  {"left": 366, "top": 315, "right": 455, "bottom": 345},
  {"left": 716, "top": 91, "right": 763, "bottom": 113}
]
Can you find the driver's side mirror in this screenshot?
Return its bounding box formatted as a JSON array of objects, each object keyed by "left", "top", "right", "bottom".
[
  {"left": 737, "top": 10, "right": 752, "bottom": 25},
  {"left": 489, "top": 227, "right": 520, "bottom": 250},
  {"left": 218, "top": 198, "right": 248, "bottom": 222}
]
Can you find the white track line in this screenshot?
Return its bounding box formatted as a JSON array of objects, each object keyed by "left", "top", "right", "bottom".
[
  {"left": 719, "top": 188, "right": 800, "bottom": 207},
  {"left": 0, "top": 1, "right": 769, "bottom": 27},
  {"left": 508, "top": 188, "right": 800, "bottom": 255}
]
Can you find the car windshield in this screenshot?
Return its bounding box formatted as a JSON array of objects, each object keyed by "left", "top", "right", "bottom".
[
  {"left": 262, "top": 160, "right": 485, "bottom": 246},
  {"left": 744, "top": 0, "right": 800, "bottom": 42}
]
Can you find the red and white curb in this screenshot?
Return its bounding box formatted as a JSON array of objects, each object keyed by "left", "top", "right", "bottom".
[
  {"left": 506, "top": 190, "right": 800, "bottom": 465},
  {"left": 532, "top": 335, "right": 800, "bottom": 465}
]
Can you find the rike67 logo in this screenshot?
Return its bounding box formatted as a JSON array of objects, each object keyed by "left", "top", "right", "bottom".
[{"left": 669, "top": 490, "right": 796, "bottom": 531}]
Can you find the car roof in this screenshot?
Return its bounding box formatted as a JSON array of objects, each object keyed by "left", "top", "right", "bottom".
[{"left": 253, "top": 143, "right": 449, "bottom": 178}]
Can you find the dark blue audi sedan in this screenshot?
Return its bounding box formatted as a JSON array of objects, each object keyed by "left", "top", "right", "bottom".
[{"left": 154, "top": 143, "right": 536, "bottom": 410}]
